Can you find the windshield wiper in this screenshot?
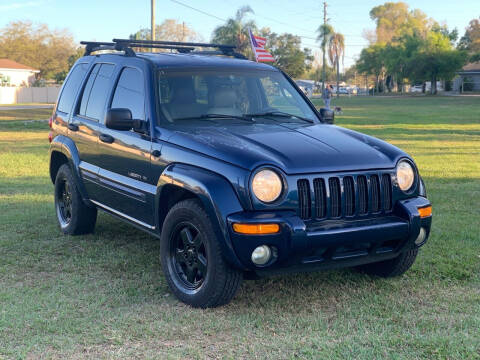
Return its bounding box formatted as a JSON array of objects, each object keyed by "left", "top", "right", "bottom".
[
  {"left": 174, "top": 113, "right": 254, "bottom": 122},
  {"left": 245, "top": 111, "right": 313, "bottom": 123}
]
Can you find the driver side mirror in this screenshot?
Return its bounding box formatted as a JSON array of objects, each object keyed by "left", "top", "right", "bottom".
[
  {"left": 106, "top": 108, "right": 134, "bottom": 131},
  {"left": 319, "top": 108, "right": 335, "bottom": 124}
]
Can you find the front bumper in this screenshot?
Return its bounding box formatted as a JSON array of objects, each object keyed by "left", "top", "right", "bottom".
[{"left": 226, "top": 197, "right": 432, "bottom": 275}]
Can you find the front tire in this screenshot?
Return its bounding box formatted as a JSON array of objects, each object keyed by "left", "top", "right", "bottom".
[
  {"left": 160, "top": 199, "right": 242, "bottom": 308},
  {"left": 54, "top": 164, "right": 97, "bottom": 235},
  {"left": 356, "top": 249, "right": 418, "bottom": 277}
]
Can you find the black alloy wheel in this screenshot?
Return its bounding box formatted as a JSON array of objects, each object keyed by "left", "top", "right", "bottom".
[
  {"left": 56, "top": 179, "right": 73, "bottom": 227},
  {"left": 54, "top": 164, "right": 97, "bottom": 235},
  {"left": 160, "top": 199, "right": 242, "bottom": 308},
  {"left": 170, "top": 222, "right": 208, "bottom": 292}
]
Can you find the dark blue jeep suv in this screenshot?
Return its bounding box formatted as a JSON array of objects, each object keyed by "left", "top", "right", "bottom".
[{"left": 49, "top": 39, "right": 432, "bottom": 308}]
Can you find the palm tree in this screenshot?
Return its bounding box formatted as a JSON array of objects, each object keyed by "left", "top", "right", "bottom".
[
  {"left": 211, "top": 6, "right": 257, "bottom": 57},
  {"left": 316, "top": 24, "right": 333, "bottom": 91},
  {"left": 328, "top": 32, "right": 345, "bottom": 98}
]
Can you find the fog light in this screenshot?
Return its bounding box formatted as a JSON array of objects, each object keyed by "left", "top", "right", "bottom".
[
  {"left": 251, "top": 245, "right": 272, "bottom": 265},
  {"left": 415, "top": 227, "right": 427, "bottom": 245}
]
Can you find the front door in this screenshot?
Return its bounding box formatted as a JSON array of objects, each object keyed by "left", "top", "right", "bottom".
[{"left": 94, "top": 63, "right": 155, "bottom": 227}]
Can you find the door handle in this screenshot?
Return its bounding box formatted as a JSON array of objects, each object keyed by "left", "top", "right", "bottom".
[
  {"left": 151, "top": 150, "right": 161, "bottom": 157},
  {"left": 99, "top": 133, "right": 114, "bottom": 144},
  {"left": 67, "top": 123, "right": 79, "bottom": 131}
]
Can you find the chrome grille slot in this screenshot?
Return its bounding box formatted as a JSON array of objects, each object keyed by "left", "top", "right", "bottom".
[
  {"left": 328, "top": 177, "right": 341, "bottom": 218},
  {"left": 357, "top": 175, "right": 368, "bottom": 215},
  {"left": 314, "top": 178, "right": 326, "bottom": 219},
  {"left": 343, "top": 176, "right": 355, "bottom": 216},
  {"left": 382, "top": 174, "right": 392, "bottom": 211},
  {"left": 370, "top": 175, "right": 381, "bottom": 213},
  {"left": 297, "top": 179, "right": 311, "bottom": 220}
]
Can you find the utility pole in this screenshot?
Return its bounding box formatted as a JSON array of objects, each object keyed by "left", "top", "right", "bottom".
[
  {"left": 151, "top": 0, "right": 156, "bottom": 41},
  {"left": 322, "top": 1, "right": 327, "bottom": 93}
]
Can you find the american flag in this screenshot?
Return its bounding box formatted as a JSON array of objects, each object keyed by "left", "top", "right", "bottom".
[{"left": 248, "top": 28, "right": 275, "bottom": 62}]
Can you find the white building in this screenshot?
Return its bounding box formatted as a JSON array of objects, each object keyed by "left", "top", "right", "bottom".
[{"left": 0, "top": 59, "right": 39, "bottom": 86}]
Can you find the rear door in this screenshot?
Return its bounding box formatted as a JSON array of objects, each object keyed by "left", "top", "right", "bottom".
[
  {"left": 69, "top": 62, "right": 117, "bottom": 200},
  {"left": 94, "top": 59, "right": 155, "bottom": 227}
]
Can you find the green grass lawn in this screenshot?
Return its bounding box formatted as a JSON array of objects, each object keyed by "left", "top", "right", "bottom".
[{"left": 1, "top": 97, "right": 479, "bottom": 359}]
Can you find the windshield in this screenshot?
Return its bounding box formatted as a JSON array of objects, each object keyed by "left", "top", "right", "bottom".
[{"left": 157, "top": 69, "right": 318, "bottom": 124}]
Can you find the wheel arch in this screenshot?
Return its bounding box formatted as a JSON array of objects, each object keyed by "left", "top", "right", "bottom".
[
  {"left": 156, "top": 163, "right": 245, "bottom": 269},
  {"left": 49, "top": 135, "right": 90, "bottom": 202}
]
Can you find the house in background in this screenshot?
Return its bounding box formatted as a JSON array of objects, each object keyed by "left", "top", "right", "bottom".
[
  {"left": 0, "top": 59, "right": 39, "bottom": 86},
  {"left": 454, "top": 62, "right": 480, "bottom": 92}
]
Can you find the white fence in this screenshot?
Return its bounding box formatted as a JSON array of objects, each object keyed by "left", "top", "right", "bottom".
[{"left": 0, "top": 86, "right": 60, "bottom": 104}]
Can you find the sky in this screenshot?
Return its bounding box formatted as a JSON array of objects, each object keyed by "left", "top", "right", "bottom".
[{"left": 0, "top": 0, "right": 478, "bottom": 68}]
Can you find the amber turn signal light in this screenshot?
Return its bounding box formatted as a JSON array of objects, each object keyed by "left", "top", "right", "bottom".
[
  {"left": 418, "top": 205, "right": 432, "bottom": 218},
  {"left": 233, "top": 223, "right": 280, "bottom": 235}
]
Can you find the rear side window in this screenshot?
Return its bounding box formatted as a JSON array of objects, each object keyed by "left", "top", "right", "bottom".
[
  {"left": 78, "top": 63, "right": 115, "bottom": 121},
  {"left": 57, "top": 63, "right": 89, "bottom": 113},
  {"left": 111, "top": 67, "right": 145, "bottom": 120}
]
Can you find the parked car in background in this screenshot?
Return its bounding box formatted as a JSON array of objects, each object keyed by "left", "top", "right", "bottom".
[{"left": 410, "top": 84, "right": 424, "bottom": 93}]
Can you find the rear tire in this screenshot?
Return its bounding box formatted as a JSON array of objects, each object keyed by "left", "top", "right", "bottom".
[
  {"left": 356, "top": 249, "right": 418, "bottom": 277},
  {"left": 54, "top": 164, "right": 97, "bottom": 235},
  {"left": 160, "top": 199, "right": 242, "bottom": 308}
]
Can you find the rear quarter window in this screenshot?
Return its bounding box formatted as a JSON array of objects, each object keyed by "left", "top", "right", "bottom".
[
  {"left": 57, "top": 63, "right": 89, "bottom": 113},
  {"left": 78, "top": 63, "right": 115, "bottom": 121}
]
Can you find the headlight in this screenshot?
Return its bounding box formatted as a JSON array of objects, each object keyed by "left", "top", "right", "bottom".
[
  {"left": 252, "top": 169, "right": 283, "bottom": 203},
  {"left": 396, "top": 160, "right": 415, "bottom": 191}
]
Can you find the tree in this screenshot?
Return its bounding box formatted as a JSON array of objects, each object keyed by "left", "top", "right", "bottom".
[
  {"left": 356, "top": 44, "right": 386, "bottom": 92},
  {"left": 211, "top": 6, "right": 257, "bottom": 57},
  {"left": 266, "top": 32, "right": 313, "bottom": 77},
  {"left": 316, "top": 24, "right": 334, "bottom": 89},
  {"left": 54, "top": 47, "right": 84, "bottom": 83},
  {"left": 383, "top": 32, "right": 423, "bottom": 92},
  {"left": 413, "top": 32, "right": 467, "bottom": 94},
  {"left": 369, "top": 2, "right": 429, "bottom": 43},
  {"left": 129, "top": 19, "right": 202, "bottom": 43},
  {"left": 458, "top": 17, "right": 480, "bottom": 52},
  {"left": 327, "top": 32, "right": 345, "bottom": 97},
  {"left": 0, "top": 21, "right": 77, "bottom": 80}
]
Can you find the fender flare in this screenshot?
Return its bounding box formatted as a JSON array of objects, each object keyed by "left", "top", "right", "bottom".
[
  {"left": 156, "top": 163, "right": 246, "bottom": 269},
  {"left": 49, "top": 135, "right": 90, "bottom": 202}
]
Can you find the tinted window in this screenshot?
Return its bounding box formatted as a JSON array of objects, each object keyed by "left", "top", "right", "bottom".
[
  {"left": 57, "top": 63, "right": 89, "bottom": 113},
  {"left": 111, "top": 67, "right": 145, "bottom": 120},
  {"left": 78, "top": 63, "right": 115, "bottom": 121},
  {"left": 79, "top": 64, "right": 100, "bottom": 116}
]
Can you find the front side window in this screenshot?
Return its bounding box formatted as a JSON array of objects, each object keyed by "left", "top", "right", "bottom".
[
  {"left": 57, "top": 63, "right": 89, "bottom": 113},
  {"left": 111, "top": 67, "right": 145, "bottom": 120},
  {"left": 157, "top": 69, "right": 317, "bottom": 125},
  {"left": 78, "top": 63, "right": 115, "bottom": 121}
]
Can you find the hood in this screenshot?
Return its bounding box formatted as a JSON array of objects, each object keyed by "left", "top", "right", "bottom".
[{"left": 165, "top": 122, "right": 407, "bottom": 174}]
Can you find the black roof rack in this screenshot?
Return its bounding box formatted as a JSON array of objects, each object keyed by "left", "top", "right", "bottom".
[
  {"left": 80, "top": 41, "right": 136, "bottom": 56},
  {"left": 81, "top": 39, "right": 246, "bottom": 59}
]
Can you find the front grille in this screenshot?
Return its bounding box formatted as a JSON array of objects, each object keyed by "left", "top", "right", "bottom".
[{"left": 297, "top": 172, "right": 393, "bottom": 220}]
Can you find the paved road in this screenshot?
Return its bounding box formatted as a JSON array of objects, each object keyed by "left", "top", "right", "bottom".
[{"left": 0, "top": 104, "right": 54, "bottom": 110}]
